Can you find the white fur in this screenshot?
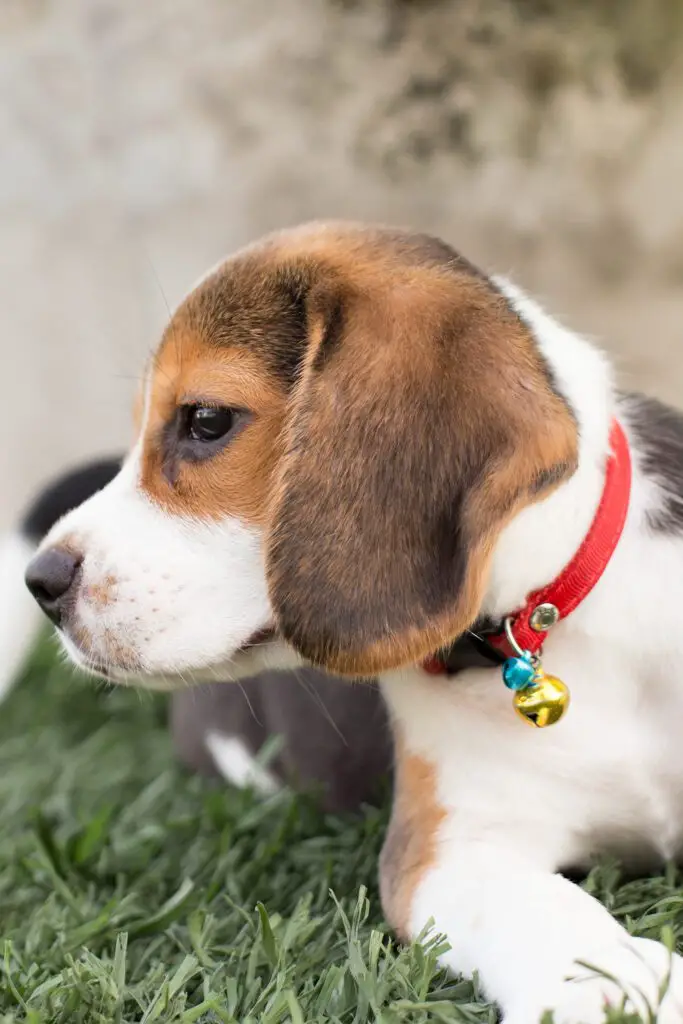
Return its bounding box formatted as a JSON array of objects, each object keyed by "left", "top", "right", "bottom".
[
  {"left": 39, "top": 443, "right": 271, "bottom": 682},
  {"left": 31, "top": 275, "right": 683, "bottom": 1021},
  {"left": 205, "top": 732, "right": 279, "bottom": 795},
  {"left": 0, "top": 532, "right": 43, "bottom": 700},
  {"left": 378, "top": 286, "right": 683, "bottom": 1021},
  {"left": 485, "top": 280, "right": 614, "bottom": 616}
]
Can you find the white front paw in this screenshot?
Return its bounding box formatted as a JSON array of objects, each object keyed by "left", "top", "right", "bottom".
[{"left": 507, "top": 938, "right": 683, "bottom": 1024}]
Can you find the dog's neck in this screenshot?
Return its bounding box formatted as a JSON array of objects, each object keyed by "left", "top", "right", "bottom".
[{"left": 481, "top": 282, "right": 616, "bottom": 621}]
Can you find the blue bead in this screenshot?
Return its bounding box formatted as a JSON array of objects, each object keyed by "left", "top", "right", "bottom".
[{"left": 502, "top": 655, "right": 536, "bottom": 691}]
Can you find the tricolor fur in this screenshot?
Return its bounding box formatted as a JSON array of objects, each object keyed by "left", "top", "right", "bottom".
[{"left": 26, "top": 222, "right": 683, "bottom": 1022}]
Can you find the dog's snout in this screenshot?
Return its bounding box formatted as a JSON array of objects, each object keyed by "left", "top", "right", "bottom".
[{"left": 25, "top": 548, "right": 82, "bottom": 625}]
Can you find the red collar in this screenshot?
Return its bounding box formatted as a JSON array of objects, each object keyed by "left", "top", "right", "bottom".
[{"left": 423, "top": 418, "right": 631, "bottom": 673}]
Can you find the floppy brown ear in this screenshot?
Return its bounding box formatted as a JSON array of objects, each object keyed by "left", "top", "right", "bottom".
[{"left": 265, "top": 254, "right": 577, "bottom": 676}]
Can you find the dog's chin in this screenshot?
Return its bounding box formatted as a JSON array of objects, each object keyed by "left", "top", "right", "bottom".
[{"left": 57, "top": 626, "right": 294, "bottom": 691}]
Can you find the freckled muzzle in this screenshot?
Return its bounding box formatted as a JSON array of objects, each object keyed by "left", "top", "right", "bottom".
[
  {"left": 24, "top": 453, "right": 273, "bottom": 684},
  {"left": 25, "top": 537, "right": 143, "bottom": 677}
]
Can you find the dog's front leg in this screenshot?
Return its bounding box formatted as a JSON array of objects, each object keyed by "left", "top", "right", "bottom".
[{"left": 409, "top": 846, "right": 683, "bottom": 1023}]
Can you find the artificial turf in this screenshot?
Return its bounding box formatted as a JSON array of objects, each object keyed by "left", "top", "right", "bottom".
[{"left": 0, "top": 640, "right": 680, "bottom": 1022}]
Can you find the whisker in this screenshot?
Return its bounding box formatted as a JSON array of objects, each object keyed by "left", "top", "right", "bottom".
[
  {"left": 144, "top": 248, "right": 173, "bottom": 321},
  {"left": 466, "top": 628, "right": 487, "bottom": 644},
  {"left": 207, "top": 660, "right": 264, "bottom": 728},
  {"left": 109, "top": 372, "right": 148, "bottom": 384},
  {"left": 293, "top": 669, "right": 348, "bottom": 747},
  {"left": 237, "top": 679, "right": 262, "bottom": 727}
]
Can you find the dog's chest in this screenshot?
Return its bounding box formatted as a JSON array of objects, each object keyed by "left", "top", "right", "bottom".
[{"left": 384, "top": 647, "right": 683, "bottom": 870}]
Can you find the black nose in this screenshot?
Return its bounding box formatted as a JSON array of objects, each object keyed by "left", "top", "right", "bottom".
[{"left": 25, "top": 548, "right": 81, "bottom": 625}]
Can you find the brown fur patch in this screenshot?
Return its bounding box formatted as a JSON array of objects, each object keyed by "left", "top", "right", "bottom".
[
  {"left": 380, "top": 734, "right": 447, "bottom": 941},
  {"left": 52, "top": 535, "right": 85, "bottom": 561},
  {"left": 83, "top": 574, "right": 117, "bottom": 609},
  {"left": 140, "top": 342, "right": 287, "bottom": 525}
]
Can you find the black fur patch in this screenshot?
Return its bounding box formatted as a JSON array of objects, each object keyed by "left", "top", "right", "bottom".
[
  {"left": 530, "top": 460, "right": 575, "bottom": 496},
  {"left": 160, "top": 413, "right": 182, "bottom": 486},
  {"left": 184, "top": 266, "right": 312, "bottom": 390},
  {"left": 21, "top": 456, "right": 123, "bottom": 543},
  {"left": 436, "top": 618, "right": 507, "bottom": 673},
  {"left": 312, "top": 299, "right": 345, "bottom": 371},
  {"left": 624, "top": 392, "right": 683, "bottom": 534},
  {"left": 272, "top": 272, "right": 310, "bottom": 384}
]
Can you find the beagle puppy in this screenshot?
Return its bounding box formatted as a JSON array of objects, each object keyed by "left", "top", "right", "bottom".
[{"left": 24, "top": 222, "right": 683, "bottom": 1022}]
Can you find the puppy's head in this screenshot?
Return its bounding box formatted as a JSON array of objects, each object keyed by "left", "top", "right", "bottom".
[{"left": 27, "top": 223, "right": 577, "bottom": 683}]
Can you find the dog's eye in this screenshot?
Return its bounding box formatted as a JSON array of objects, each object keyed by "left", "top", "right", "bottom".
[
  {"left": 186, "top": 406, "right": 236, "bottom": 443},
  {"left": 174, "top": 404, "right": 250, "bottom": 469}
]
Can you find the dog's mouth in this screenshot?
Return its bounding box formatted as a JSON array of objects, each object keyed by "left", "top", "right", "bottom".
[
  {"left": 72, "top": 656, "right": 112, "bottom": 681},
  {"left": 58, "top": 619, "right": 280, "bottom": 689},
  {"left": 58, "top": 631, "right": 115, "bottom": 682}
]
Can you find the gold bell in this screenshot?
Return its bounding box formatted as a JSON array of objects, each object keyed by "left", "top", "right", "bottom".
[{"left": 513, "top": 671, "right": 570, "bottom": 728}]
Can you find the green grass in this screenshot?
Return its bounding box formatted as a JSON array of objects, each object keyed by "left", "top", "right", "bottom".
[{"left": 1, "top": 641, "right": 683, "bottom": 1022}]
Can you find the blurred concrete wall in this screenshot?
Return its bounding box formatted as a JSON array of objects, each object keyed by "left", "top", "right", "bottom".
[{"left": 2, "top": 0, "right": 683, "bottom": 529}]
